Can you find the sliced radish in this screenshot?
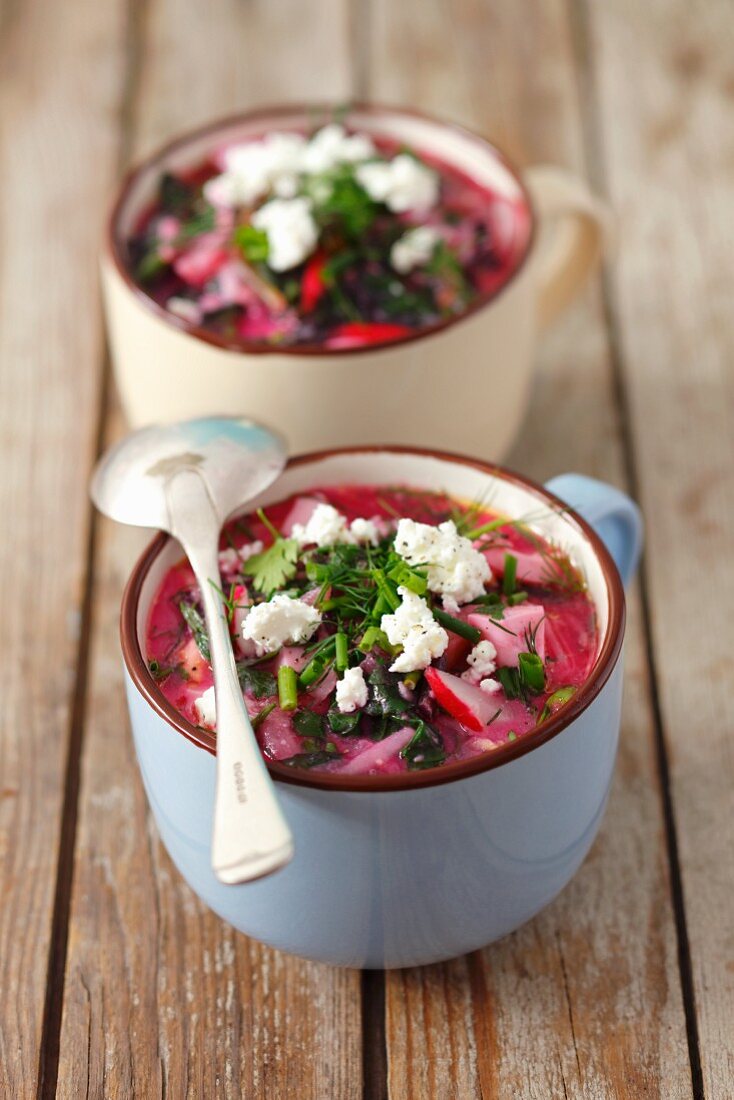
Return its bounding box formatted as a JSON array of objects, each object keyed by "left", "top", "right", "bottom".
[
  {"left": 281, "top": 496, "right": 321, "bottom": 536},
  {"left": 273, "top": 645, "right": 309, "bottom": 674},
  {"left": 424, "top": 667, "right": 499, "bottom": 732},
  {"left": 256, "top": 706, "right": 302, "bottom": 761},
  {"left": 483, "top": 547, "right": 548, "bottom": 585},
  {"left": 339, "top": 727, "right": 415, "bottom": 775},
  {"left": 468, "top": 603, "right": 546, "bottom": 667},
  {"left": 173, "top": 232, "right": 229, "bottom": 287}
]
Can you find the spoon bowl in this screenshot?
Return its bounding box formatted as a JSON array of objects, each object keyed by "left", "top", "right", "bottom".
[{"left": 92, "top": 416, "right": 294, "bottom": 884}]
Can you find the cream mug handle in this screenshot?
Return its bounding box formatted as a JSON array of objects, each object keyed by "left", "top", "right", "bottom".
[{"left": 523, "top": 166, "right": 614, "bottom": 328}]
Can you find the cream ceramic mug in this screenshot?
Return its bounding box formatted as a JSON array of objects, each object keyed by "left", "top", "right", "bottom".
[{"left": 103, "top": 104, "right": 611, "bottom": 457}]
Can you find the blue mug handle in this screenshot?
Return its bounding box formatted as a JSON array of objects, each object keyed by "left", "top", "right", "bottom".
[{"left": 544, "top": 473, "right": 643, "bottom": 587}]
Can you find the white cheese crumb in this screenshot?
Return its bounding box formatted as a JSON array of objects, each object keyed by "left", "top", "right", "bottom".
[
  {"left": 302, "top": 123, "right": 376, "bottom": 173},
  {"left": 292, "top": 503, "right": 353, "bottom": 547},
  {"left": 349, "top": 517, "right": 381, "bottom": 546},
  {"left": 394, "top": 518, "right": 492, "bottom": 606},
  {"left": 204, "top": 132, "right": 307, "bottom": 208},
  {"left": 356, "top": 154, "right": 439, "bottom": 213},
  {"left": 479, "top": 677, "right": 502, "bottom": 695},
  {"left": 241, "top": 593, "right": 322, "bottom": 656},
  {"left": 462, "top": 640, "right": 498, "bottom": 684},
  {"left": 251, "top": 197, "right": 318, "bottom": 272},
  {"left": 335, "top": 666, "right": 369, "bottom": 713},
  {"left": 194, "top": 686, "right": 216, "bottom": 728},
  {"left": 390, "top": 226, "right": 441, "bottom": 274},
  {"left": 381, "top": 586, "right": 449, "bottom": 673},
  {"left": 291, "top": 504, "right": 380, "bottom": 548}
]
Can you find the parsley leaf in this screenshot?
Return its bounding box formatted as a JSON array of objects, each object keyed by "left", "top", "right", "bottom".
[{"left": 244, "top": 537, "right": 299, "bottom": 596}]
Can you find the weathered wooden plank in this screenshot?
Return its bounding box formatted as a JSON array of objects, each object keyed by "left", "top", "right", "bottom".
[
  {"left": 56, "top": 1, "right": 362, "bottom": 1096},
  {"left": 369, "top": 1, "right": 693, "bottom": 1096},
  {"left": 0, "top": 0, "right": 128, "bottom": 1095},
  {"left": 586, "top": 1, "right": 734, "bottom": 1094}
]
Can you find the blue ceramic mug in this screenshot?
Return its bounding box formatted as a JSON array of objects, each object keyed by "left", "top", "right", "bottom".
[{"left": 121, "top": 447, "right": 642, "bottom": 968}]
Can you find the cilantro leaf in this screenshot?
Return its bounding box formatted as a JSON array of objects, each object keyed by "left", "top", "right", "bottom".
[{"left": 243, "top": 538, "right": 299, "bottom": 595}]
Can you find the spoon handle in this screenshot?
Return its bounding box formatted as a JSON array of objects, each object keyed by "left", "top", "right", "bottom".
[{"left": 168, "top": 470, "right": 294, "bottom": 884}]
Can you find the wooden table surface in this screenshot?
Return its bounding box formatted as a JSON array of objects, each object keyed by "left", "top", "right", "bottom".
[{"left": 2, "top": 0, "right": 733, "bottom": 1096}]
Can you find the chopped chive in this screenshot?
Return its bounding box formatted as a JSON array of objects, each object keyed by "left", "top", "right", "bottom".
[
  {"left": 335, "top": 632, "right": 349, "bottom": 671},
  {"left": 387, "top": 561, "right": 427, "bottom": 596},
  {"left": 403, "top": 670, "right": 423, "bottom": 690},
  {"left": 503, "top": 553, "right": 518, "bottom": 597},
  {"left": 251, "top": 702, "right": 276, "bottom": 730},
  {"left": 371, "top": 569, "right": 401, "bottom": 611},
  {"left": 277, "top": 665, "right": 298, "bottom": 711},
  {"left": 507, "top": 730, "right": 518, "bottom": 742},
  {"left": 518, "top": 651, "right": 545, "bottom": 693},
  {"left": 298, "top": 637, "right": 336, "bottom": 687},
  {"left": 508, "top": 590, "right": 528, "bottom": 606},
  {"left": 539, "top": 685, "right": 576, "bottom": 723},
  {"left": 432, "top": 607, "right": 482, "bottom": 643},
  {"left": 358, "top": 626, "right": 392, "bottom": 653}
]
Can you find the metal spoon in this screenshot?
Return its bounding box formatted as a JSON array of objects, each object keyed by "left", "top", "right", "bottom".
[{"left": 91, "top": 416, "right": 294, "bottom": 884}]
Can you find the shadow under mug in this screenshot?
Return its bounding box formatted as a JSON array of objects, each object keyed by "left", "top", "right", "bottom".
[
  {"left": 103, "top": 104, "right": 612, "bottom": 458},
  {"left": 120, "top": 447, "right": 642, "bottom": 969}
]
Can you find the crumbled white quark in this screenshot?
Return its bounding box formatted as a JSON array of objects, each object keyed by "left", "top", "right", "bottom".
[
  {"left": 462, "top": 639, "right": 497, "bottom": 684},
  {"left": 356, "top": 154, "right": 439, "bottom": 213},
  {"left": 301, "top": 123, "right": 376, "bottom": 174},
  {"left": 241, "top": 593, "right": 322, "bottom": 656},
  {"left": 204, "top": 132, "right": 307, "bottom": 208},
  {"left": 381, "top": 586, "right": 449, "bottom": 673},
  {"left": 291, "top": 504, "right": 381, "bottom": 548},
  {"left": 390, "top": 226, "right": 441, "bottom": 274},
  {"left": 194, "top": 686, "right": 216, "bottom": 728},
  {"left": 202, "top": 125, "right": 375, "bottom": 211},
  {"left": 218, "top": 540, "right": 264, "bottom": 572},
  {"left": 348, "top": 517, "right": 381, "bottom": 546},
  {"left": 479, "top": 677, "right": 501, "bottom": 695},
  {"left": 393, "top": 518, "right": 492, "bottom": 606},
  {"left": 251, "top": 197, "right": 319, "bottom": 271},
  {"left": 335, "top": 666, "right": 369, "bottom": 713}
]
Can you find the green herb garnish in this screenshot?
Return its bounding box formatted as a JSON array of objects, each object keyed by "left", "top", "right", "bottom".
[
  {"left": 539, "top": 686, "right": 576, "bottom": 723},
  {"left": 179, "top": 600, "right": 210, "bottom": 660},
  {"left": 277, "top": 665, "right": 298, "bottom": 711},
  {"left": 243, "top": 510, "right": 299, "bottom": 595},
  {"left": 234, "top": 224, "right": 270, "bottom": 263},
  {"left": 432, "top": 607, "right": 482, "bottom": 643},
  {"left": 237, "top": 663, "right": 277, "bottom": 698}
]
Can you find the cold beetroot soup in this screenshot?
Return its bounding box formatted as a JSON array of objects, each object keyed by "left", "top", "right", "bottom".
[
  {"left": 125, "top": 120, "right": 530, "bottom": 350},
  {"left": 145, "top": 484, "right": 599, "bottom": 776}
]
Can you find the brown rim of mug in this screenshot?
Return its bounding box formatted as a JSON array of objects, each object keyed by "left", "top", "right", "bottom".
[
  {"left": 105, "top": 101, "right": 537, "bottom": 357},
  {"left": 120, "top": 445, "right": 626, "bottom": 792}
]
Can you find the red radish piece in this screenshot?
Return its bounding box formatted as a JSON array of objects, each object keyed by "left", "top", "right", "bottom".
[
  {"left": 326, "top": 321, "right": 412, "bottom": 349},
  {"left": 256, "top": 707, "right": 303, "bottom": 761},
  {"left": 483, "top": 547, "right": 549, "bottom": 585},
  {"left": 178, "top": 637, "right": 209, "bottom": 683},
  {"left": 304, "top": 668, "right": 338, "bottom": 706},
  {"left": 442, "top": 631, "right": 472, "bottom": 671},
  {"left": 300, "top": 251, "right": 328, "bottom": 312},
  {"left": 468, "top": 604, "right": 546, "bottom": 667},
  {"left": 340, "top": 727, "right": 415, "bottom": 775},
  {"left": 425, "top": 667, "right": 499, "bottom": 732},
  {"left": 273, "top": 645, "right": 310, "bottom": 674},
  {"left": 173, "top": 233, "right": 229, "bottom": 287},
  {"left": 281, "top": 495, "right": 321, "bottom": 536}
]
